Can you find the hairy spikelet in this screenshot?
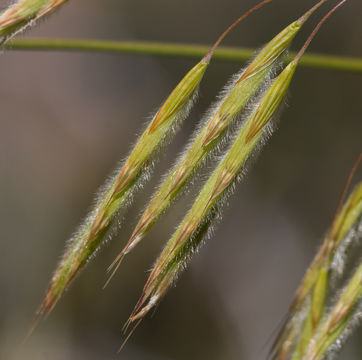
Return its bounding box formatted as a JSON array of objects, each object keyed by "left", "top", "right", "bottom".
[
  {"left": 304, "top": 262, "right": 362, "bottom": 360},
  {"left": 272, "top": 178, "right": 361, "bottom": 359},
  {"left": 37, "top": 1, "right": 272, "bottom": 318},
  {"left": 107, "top": 0, "right": 329, "bottom": 281},
  {"left": 271, "top": 3, "right": 353, "bottom": 356},
  {"left": 295, "top": 183, "right": 362, "bottom": 309},
  {"left": 126, "top": 0, "right": 344, "bottom": 332},
  {"left": 129, "top": 64, "right": 297, "bottom": 324},
  {"left": 129, "top": 59, "right": 296, "bottom": 324},
  {"left": 0, "top": 0, "right": 68, "bottom": 42}
]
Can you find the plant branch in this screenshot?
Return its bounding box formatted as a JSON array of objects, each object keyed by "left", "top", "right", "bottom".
[{"left": 5, "top": 38, "right": 362, "bottom": 73}]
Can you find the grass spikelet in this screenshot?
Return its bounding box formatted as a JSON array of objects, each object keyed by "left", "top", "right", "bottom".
[
  {"left": 107, "top": 0, "right": 329, "bottom": 281},
  {"left": 272, "top": 154, "right": 361, "bottom": 360},
  {"left": 304, "top": 262, "right": 362, "bottom": 360},
  {"left": 126, "top": 1, "right": 341, "bottom": 331},
  {"left": 36, "top": 1, "right": 272, "bottom": 320},
  {"left": 0, "top": 0, "right": 68, "bottom": 43},
  {"left": 129, "top": 59, "right": 295, "bottom": 325}
]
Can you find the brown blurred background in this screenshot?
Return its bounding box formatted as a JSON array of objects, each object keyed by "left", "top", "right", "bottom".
[{"left": 0, "top": 0, "right": 361, "bottom": 359}]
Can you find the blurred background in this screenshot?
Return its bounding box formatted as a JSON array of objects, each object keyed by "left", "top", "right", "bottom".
[{"left": 0, "top": 0, "right": 361, "bottom": 359}]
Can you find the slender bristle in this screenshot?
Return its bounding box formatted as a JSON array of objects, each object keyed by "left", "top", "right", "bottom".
[
  {"left": 118, "top": 318, "right": 143, "bottom": 353},
  {"left": 295, "top": 0, "right": 348, "bottom": 63},
  {"left": 298, "top": 0, "right": 328, "bottom": 24},
  {"left": 331, "top": 153, "right": 362, "bottom": 231},
  {"left": 203, "top": 0, "right": 273, "bottom": 62},
  {"left": 103, "top": 253, "right": 125, "bottom": 289}
]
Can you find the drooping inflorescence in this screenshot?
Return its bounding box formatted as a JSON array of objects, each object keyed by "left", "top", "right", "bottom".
[
  {"left": 36, "top": 0, "right": 272, "bottom": 319},
  {"left": 107, "top": 0, "right": 329, "bottom": 284},
  {"left": 126, "top": 0, "right": 347, "bottom": 339}
]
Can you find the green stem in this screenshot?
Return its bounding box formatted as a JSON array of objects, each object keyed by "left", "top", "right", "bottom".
[{"left": 5, "top": 38, "right": 362, "bottom": 73}]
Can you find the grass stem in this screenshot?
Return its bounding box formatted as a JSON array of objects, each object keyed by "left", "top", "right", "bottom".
[{"left": 6, "top": 38, "right": 362, "bottom": 73}]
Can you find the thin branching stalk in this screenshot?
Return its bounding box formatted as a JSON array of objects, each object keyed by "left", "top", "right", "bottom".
[
  {"left": 0, "top": 0, "right": 68, "bottom": 43},
  {"left": 36, "top": 0, "right": 272, "bottom": 319},
  {"left": 107, "top": 0, "right": 329, "bottom": 283},
  {"left": 271, "top": 155, "right": 362, "bottom": 360},
  {"left": 126, "top": 0, "right": 342, "bottom": 330}
]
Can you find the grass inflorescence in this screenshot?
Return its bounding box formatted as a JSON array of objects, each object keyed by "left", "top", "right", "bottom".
[
  {"left": 9, "top": 0, "right": 358, "bottom": 356},
  {"left": 271, "top": 152, "right": 362, "bottom": 360},
  {"left": 125, "top": 0, "right": 343, "bottom": 332},
  {"left": 305, "top": 261, "right": 362, "bottom": 360},
  {"left": 107, "top": 0, "right": 329, "bottom": 284},
  {"left": 36, "top": 0, "right": 273, "bottom": 319}
]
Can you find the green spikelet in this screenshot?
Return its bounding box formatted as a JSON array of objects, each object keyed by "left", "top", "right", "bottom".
[
  {"left": 127, "top": 0, "right": 344, "bottom": 332},
  {"left": 37, "top": 0, "right": 272, "bottom": 317},
  {"left": 108, "top": 1, "right": 329, "bottom": 281},
  {"left": 275, "top": 179, "right": 361, "bottom": 360},
  {"left": 305, "top": 262, "right": 362, "bottom": 360},
  {"left": 128, "top": 61, "right": 297, "bottom": 324}
]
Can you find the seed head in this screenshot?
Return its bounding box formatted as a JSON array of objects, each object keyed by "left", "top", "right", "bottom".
[
  {"left": 272, "top": 157, "right": 360, "bottom": 360},
  {"left": 126, "top": 0, "right": 347, "bottom": 339},
  {"left": 128, "top": 56, "right": 296, "bottom": 326},
  {"left": 37, "top": 0, "right": 272, "bottom": 321},
  {"left": 305, "top": 263, "right": 362, "bottom": 360},
  {"left": 108, "top": 1, "right": 328, "bottom": 282}
]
